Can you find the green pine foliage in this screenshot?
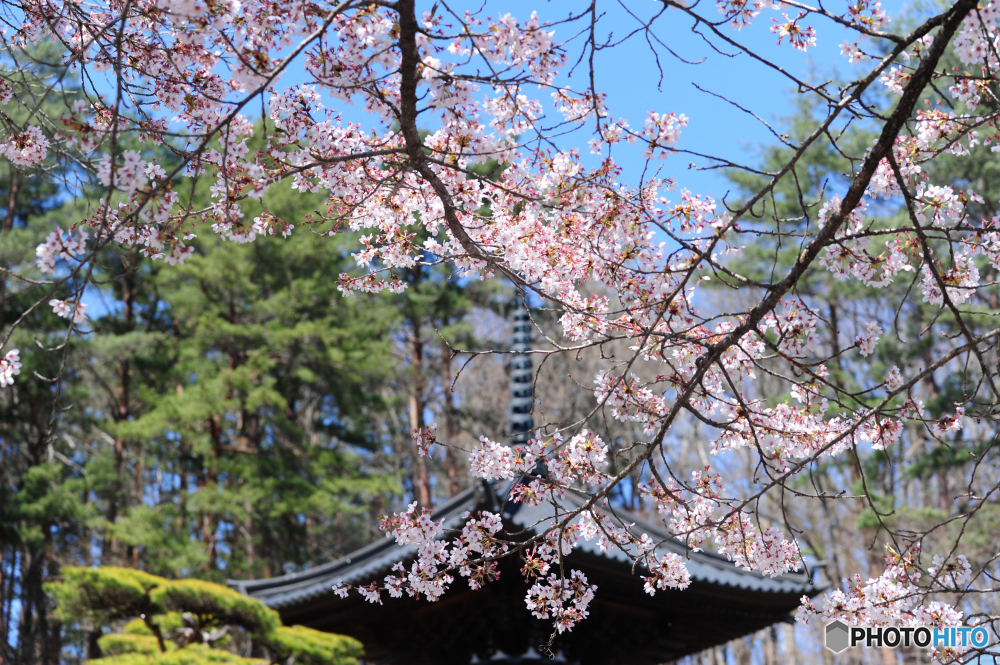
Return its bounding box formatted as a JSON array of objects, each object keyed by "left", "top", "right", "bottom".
[
  {"left": 103, "top": 212, "right": 400, "bottom": 576},
  {"left": 147, "top": 580, "right": 280, "bottom": 636},
  {"left": 2, "top": 114, "right": 497, "bottom": 663},
  {"left": 96, "top": 634, "right": 166, "bottom": 657},
  {"left": 48, "top": 567, "right": 164, "bottom": 625},
  {"left": 0, "top": 150, "right": 403, "bottom": 661},
  {"left": 0, "top": 45, "right": 102, "bottom": 663},
  {"left": 74, "top": 176, "right": 404, "bottom": 579},
  {"left": 47, "top": 566, "right": 362, "bottom": 665},
  {"left": 89, "top": 644, "right": 259, "bottom": 665},
  {"left": 262, "top": 626, "right": 365, "bottom": 665}
]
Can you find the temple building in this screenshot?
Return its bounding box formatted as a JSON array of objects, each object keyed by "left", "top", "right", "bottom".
[
  {"left": 230, "top": 480, "right": 821, "bottom": 664},
  {"left": 229, "top": 306, "right": 822, "bottom": 664}
]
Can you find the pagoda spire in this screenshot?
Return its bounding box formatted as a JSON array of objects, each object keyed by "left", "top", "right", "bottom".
[{"left": 509, "top": 298, "right": 533, "bottom": 445}]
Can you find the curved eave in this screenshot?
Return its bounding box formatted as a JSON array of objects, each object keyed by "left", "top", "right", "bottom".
[
  {"left": 509, "top": 490, "right": 819, "bottom": 596},
  {"left": 230, "top": 481, "right": 823, "bottom": 609},
  {"left": 228, "top": 484, "right": 485, "bottom": 607}
]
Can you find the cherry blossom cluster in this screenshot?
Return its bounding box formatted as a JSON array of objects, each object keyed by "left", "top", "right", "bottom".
[
  {"left": 97, "top": 151, "right": 152, "bottom": 195},
  {"left": 716, "top": 512, "right": 801, "bottom": 577},
  {"left": 0, "top": 350, "right": 21, "bottom": 387},
  {"left": 846, "top": 0, "right": 890, "bottom": 32},
  {"left": 469, "top": 436, "right": 543, "bottom": 482},
  {"left": 716, "top": 0, "right": 782, "bottom": 30},
  {"left": 638, "top": 469, "right": 801, "bottom": 576},
  {"left": 518, "top": 530, "right": 595, "bottom": 633},
  {"left": 412, "top": 424, "right": 437, "bottom": 458},
  {"left": 642, "top": 553, "right": 692, "bottom": 595},
  {"left": 339, "top": 504, "right": 512, "bottom": 605},
  {"left": 799, "top": 545, "right": 978, "bottom": 664},
  {"left": 546, "top": 430, "right": 609, "bottom": 488},
  {"left": 640, "top": 112, "right": 688, "bottom": 160},
  {"left": 35, "top": 230, "right": 89, "bottom": 275},
  {"left": 771, "top": 13, "right": 818, "bottom": 52},
  {"left": 337, "top": 500, "right": 604, "bottom": 632},
  {"left": 918, "top": 254, "right": 977, "bottom": 307},
  {"left": 2, "top": 0, "right": 998, "bottom": 646},
  {"left": 855, "top": 321, "right": 882, "bottom": 357},
  {"left": 817, "top": 196, "right": 917, "bottom": 288},
  {"left": 952, "top": 2, "right": 1000, "bottom": 67},
  {"left": 525, "top": 570, "right": 596, "bottom": 634},
  {"left": 470, "top": 432, "right": 611, "bottom": 503},
  {"left": 49, "top": 299, "right": 89, "bottom": 324},
  {"left": 927, "top": 554, "right": 973, "bottom": 590},
  {"left": 0, "top": 127, "right": 48, "bottom": 167}
]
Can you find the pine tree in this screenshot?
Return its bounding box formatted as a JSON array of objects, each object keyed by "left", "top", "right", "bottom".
[
  {"left": 0, "top": 44, "right": 90, "bottom": 665},
  {"left": 46, "top": 566, "right": 362, "bottom": 665},
  {"left": 89, "top": 182, "right": 400, "bottom": 579}
]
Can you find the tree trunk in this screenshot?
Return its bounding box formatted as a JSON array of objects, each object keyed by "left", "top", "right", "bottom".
[
  {"left": 0, "top": 173, "right": 18, "bottom": 332},
  {"left": 408, "top": 317, "right": 431, "bottom": 507},
  {"left": 441, "top": 341, "right": 459, "bottom": 497},
  {"left": 0, "top": 549, "right": 7, "bottom": 665},
  {"left": 4, "top": 174, "right": 19, "bottom": 234},
  {"left": 104, "top": 267, "right": 135, "bottom": 561}
]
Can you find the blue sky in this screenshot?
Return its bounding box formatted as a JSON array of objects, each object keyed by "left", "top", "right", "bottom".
[
  {"left": 271, "top": 0, "right": 908, "bottom": 201},
  {"left": 514, "top": 0, "right": 907, "bottom": 199}
]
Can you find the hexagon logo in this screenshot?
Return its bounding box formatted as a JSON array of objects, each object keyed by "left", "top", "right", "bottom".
[{"left": 825, "top": 620, "right": 851, "bottom": 654}]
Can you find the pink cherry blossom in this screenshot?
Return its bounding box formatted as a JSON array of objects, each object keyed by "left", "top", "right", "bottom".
[
  {"left": 855, "top": 321, "right": 882, "bottom": 357},
  {"left": 1, "top": 126, "right": 48, "bottom": 167},
  {"left": 0, "top": 349, "right": 22, "bottom": 387},
  {"left": 2, "top": 0, "right": 996, "bottom": 643}
]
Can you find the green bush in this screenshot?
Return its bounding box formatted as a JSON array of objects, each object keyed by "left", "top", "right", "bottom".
[
  {"left": 149, "top": 580, "right": 280, "bottom": 635},
  {"left": 96, "top": 633, "right": 167, "bottom": 656},
  {"left": 48, "top": 567, "right": 166, "bottom": 624},
  {"left": 264, "top": 625, "right": 363, "bottom": 665},
  {"left": 88, "top": 643, "right": 263, "bottom": 665},
  {"left": 47, "top": 566, "right": 363, "bottom": 665}
]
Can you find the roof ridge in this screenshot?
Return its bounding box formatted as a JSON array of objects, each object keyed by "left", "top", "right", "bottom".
[
  {"left": 230, "top": 480, "right": 820, "bottom": 608},
  {"left": 228, "top": 483, "right": 483, "bottom": 592}
]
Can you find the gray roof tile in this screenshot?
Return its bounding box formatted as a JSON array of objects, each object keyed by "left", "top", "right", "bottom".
[{"left": 230, "top": 481, "right": 819, "bottom": 607}]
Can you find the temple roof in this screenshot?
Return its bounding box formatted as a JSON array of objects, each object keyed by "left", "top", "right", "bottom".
[
  {"left": 230, "top": 482, "right": 823, "bottom": 665},
  {"left": 232, "top": 481, "right": 815, "bottom": 603}
]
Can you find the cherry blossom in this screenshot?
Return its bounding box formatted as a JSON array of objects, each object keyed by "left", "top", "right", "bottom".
[
  {"left": 717, "top": 0, "right": 767, "bottom": 30},
  {"left": 855, "top": 321, "right": 882, "bottom": 357},
  {"left": 0, "top": 349, "right": 21, "bottom": 387},
  {"left": 920, "top": 253, "right": 979, "bottom": 306},
  {"left": 49, "top": 299, "right": 88, "bottom": 324},
  {"left": 799, "top": 545, "right": 974, "bottom": 663},
  {"left": 885, "top": 366, "right": 904, "bottom": 391},
  {"left": 846, "top": 0, "right": 890, "bottom": 31},
  {"left": 840, "top": 40, "right": 866, "bottom": 63},
  {"left": 928, "top": 554, "right": 972, "bottom": 589},
  {"left": 525, "top": 570, "right": 596, "bottom": 634},
  {"left": 469, "top": 436, "right": 540, "bottom": 481},
  {"left": 771, "top": 13, "right": 817, "bottom": 51},
  {"left": 2, "top": 0, "right": 996, "bottom": 644},
  {"left": 412, "top": 423, "right": 437, "bottom": 457},
  {"left": 35, "top": 230, "right": 89, "bottom": 274},
  {"left": 643, "top": 553, "right": 692, "bottom": 595},
  {"left": 930, "top": 407, "right": 964, "bottom": 436},
  {"left": 716, "top": 512, "right": 801, "bottom": 577},
  {"left": 98, "top": 150, "right": 149, "bottom": 194},
  {"left": 1, "top": 127, "right": 48, "bottom": 167}
]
